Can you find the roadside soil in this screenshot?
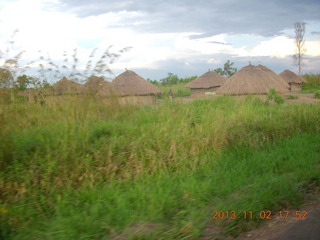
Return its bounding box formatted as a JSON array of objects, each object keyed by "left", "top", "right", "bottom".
[
  {"left": 175, "top": 92, "right": 320, "bottom": 105},
  {"left": 201, "top": 189, "right": 320, "bottom": 240},
  {"left": 234, "top": 192, "right": 320, "bottom": 240}
]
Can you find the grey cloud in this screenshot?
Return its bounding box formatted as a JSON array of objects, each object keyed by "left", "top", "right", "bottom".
[
  {"left": 207, "top": 41, "right": 232, "bottom": 46},
  {"left": 118, "top": 53, "right": 320, "bottom": 80},
  {"left": 59, "top": 0, "right": 320, "bottom": 38},
  {"left": 311, "top": 31, "right": 320, "bottom": 35}
]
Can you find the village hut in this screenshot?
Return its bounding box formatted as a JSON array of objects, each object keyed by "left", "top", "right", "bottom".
[
  {"left": 43, "top": 77, "right": 84, "bottom": 104},
  {"left": 46, "top": 77, "right": 84, "bottom": 96},
  {"left": 17, "top": 91, "right": 36, "bottom": 103},
  {"left": 185, "top": 71, "right": 226, "bottom": 96},
  {"left": 97, "top": 70, "right": 162, "bottom": 105},
  {"left": 279, "top": 70, "right": 306, "bottom": 91},
  {"left": 216, "top": 64, "right": 289, "bottom": 95},
  {"left": 257, "top": 65, "right": 290, "bottom": 90},
  {"left": 84, "top": 76, "right": 110, "bottom": 94}
]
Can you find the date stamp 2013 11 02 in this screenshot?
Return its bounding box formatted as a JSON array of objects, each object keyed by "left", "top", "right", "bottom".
[{"left": 212, "top": 210, "right": 308, "bottom": 220}]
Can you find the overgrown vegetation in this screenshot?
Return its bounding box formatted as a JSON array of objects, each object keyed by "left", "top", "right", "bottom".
[
  {"left": 157, "top": 82, "right": 191, "bottom": 98},
  {"left": 266, "top": 88, "right": 285, "bottom": 105},
  {"left": 1, "top": 96, "right": 319, "bottom": 239},
  {"left": 301, "top": 73, "right": 320, "bottom": 93},
  {"left": 287, "top": 95, "right": 299, "bottom": 99}
]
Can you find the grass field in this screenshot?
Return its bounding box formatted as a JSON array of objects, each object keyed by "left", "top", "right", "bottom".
[
  {"left": 301, "top": 74, "right": 320, "bottom": 93},
  {"left": 0, "top": 95, "right": 320, "bottom": 239},
  {"left": 157, "top": 82, "right": 191, "bottom": 98}
]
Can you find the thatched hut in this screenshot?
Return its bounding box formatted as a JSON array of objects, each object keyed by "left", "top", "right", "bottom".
[
  {"left": 257, "top": 65, "right": 290, "bottom": 91},
  {"left": 185, "top": 71, "right": 226, "bottom": 96},
  {"left": 216, "top": 64, "right": 289, "bottom": 95},
  {"left": 17, "top": 91, "right": 36, "bottom": 103},
  {"left": 97, "top": 70, "right": 162, "bottom": 105},
  {"left": 43, "top": 77, "right": 84, "bottom": 104},
  {"left": 46, "top": 77, "right": 84, "bottom": 96},
  {"left": 84, "top": 76, "right": 110, "bottom": 94},
  {"left": 279, "top": 70, "right": 306, "bottom": 91}
]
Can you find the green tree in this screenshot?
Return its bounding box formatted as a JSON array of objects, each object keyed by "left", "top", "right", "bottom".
[
  {"left": 213, "top": 68, "right": 225, "bottom": 76},
  {"left": 180, "top": 75, "right": 198, "bottom": 84},
  {"left": 0, "top": 68, "right": 14, "bottom": 88},
  {"left": 15, "top": 75, "right": 50, "bottom": 90},
  {"left": 160, "top": 73, "right": 180, "bottom": 85},
  {"left": 214, "top": 60, "right": 237, "bottom": 77},
  {"left": 15, "top": 74, "right": 32, "bottom": 90},
  {"left": 147, "top": 78, "right": 159, "bottom": 85}
]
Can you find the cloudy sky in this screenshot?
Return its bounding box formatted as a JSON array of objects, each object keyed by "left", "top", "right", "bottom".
[{"left": 0, "top": 0, "right": 319, "bottom": 81}]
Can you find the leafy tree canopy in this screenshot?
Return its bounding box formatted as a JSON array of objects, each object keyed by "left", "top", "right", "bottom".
[{"left": 213, "top": 60, "right": 237, "bottom": 77}]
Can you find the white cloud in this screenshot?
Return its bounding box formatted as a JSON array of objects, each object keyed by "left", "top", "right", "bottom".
[
  {"left": 249, "top": 36, "right": 294, "bottom": 58},
  {"left": 0, "top": 0, "right": 319, "bottom": 79},
  {"left": 305, "top": 41, "right": 320, "bottom": 56},
  {"left": 246, "top": 36, "right": 320, "bottom": 58}
]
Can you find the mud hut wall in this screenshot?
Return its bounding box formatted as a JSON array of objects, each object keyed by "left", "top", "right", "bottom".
[
  {"left": 119, "top": 95, "right": 157, "bottom": 106},
  {"left": 290, "top": 83, "right": 302, "bottom": 91},
  {"left": 101, "top": 95, "right": 157, "bottom": 106},
  {"left": 43, "top": 95, "right": 83, "bottom": 105},
  {"left": 190, "top": 87, "right": 220, "bottom": 96}
]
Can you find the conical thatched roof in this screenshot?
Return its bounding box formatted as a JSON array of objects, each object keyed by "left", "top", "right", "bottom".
[
  {"left": 257, "top": 65, "right": 290, "bottom": 90},
  {"left": 84, "top": 76, "right": 110, "bottom": 93},
  {"left": 97, "top": 70, "right": 162, "bottom": 97},
  {"left": 185, "top": 71, "right": 225, "bottom": 89},
  {"left": 216, "top": 64, "right": 289, "bottom": 95},
  {"left": 279, "top": 70, "right": 306, "bottom": 84},
  {"left": 46, "top": 77, "right": 84, "bottom": 95}
]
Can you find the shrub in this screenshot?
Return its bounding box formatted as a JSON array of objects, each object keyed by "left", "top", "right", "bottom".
[
  {"left": 315, "top": 91, "right": 320, "bottom": 99},
  {"left": 287, "top": 95, "right": 299, "bottom": 99},
  {"left": 267, "top": 88, "right": 285, "bottom": 105}
]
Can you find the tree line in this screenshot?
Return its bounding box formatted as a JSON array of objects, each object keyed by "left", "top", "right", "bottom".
[{"left": 148, "top": 60, "right": 237, "bottom": 86}]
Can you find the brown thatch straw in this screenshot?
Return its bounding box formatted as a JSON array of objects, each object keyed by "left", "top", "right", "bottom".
[
  {"left": 257, "top": 64, "right": 290, "bottom": 90},
  {"left": 185, "top": 71, "right": 225, "bottom": 89},
  {"left": 46, "top": 77, "right": 84, "bottom": 95},
  {"left": 97, "top": 70, "right": 162, "bottom": 97},
  {"left": 84, "top": 76, "right": 110, "bottom": 93},
  {"left": 216, "top": 64, "right": 289, "bottom": 95},
  {"left": 279, "top": 70, "right": 306, "bottom": 84}
]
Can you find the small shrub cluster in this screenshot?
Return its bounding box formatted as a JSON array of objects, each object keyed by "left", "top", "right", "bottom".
[
  {"left": 266, "top": 88, "right": 285, "bottom": 105},
  {"left": 287, "top": 95, "right": 299, "bottom": 99}
]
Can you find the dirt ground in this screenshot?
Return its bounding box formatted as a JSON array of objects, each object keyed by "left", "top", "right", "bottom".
[
  {"left": 176, "top": 92, "right": 320, "bottom": 105},
  {"left": 283, "top": 93, "right": 320, "bottom": 104},
  {"left": 201, "top": 189, "right": 320, "bottom": 240},
  {"left": 234, "top": 193, "right": 320, "bottom": 240}
]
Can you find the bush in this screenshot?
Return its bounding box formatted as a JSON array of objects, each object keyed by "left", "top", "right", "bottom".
[
  {"left": 267, "top": 88, "right": 285, "bottom": 105},
  {"left": 287, "top": 95, "right": 299, "bottom": 99},
  {"left": 315, "top": 91, "right": 320, "bottom": 99}
]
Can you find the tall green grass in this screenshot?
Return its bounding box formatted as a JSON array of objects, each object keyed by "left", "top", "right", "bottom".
[
  {"left": 1, "top": 96, "right": 320, "bottom": 239},
  {"left": 157, "top": 82, "right": 190, "bottom": 98},
  {"left": 301, "top": 74, "right": 320, "bottom": 93}
]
